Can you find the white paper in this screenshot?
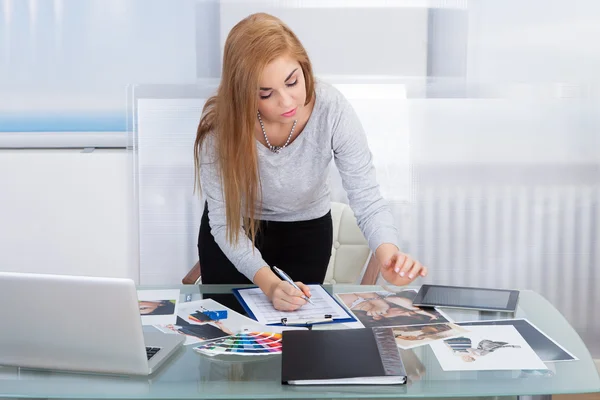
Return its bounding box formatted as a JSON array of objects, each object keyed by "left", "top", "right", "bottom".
[
  {"left": 430, "top": 325, "right": 548, "bottom": 371},
  {"left": 137, "top": 289, "right": 180, "bottom": 326},
  {"left": 237, "top": 285, "right": 353, "bottom": 325}
]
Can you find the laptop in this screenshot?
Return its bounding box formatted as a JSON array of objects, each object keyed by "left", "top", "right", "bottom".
[{"left": 0, "top": 272, "right": 185, "bottom": 376}]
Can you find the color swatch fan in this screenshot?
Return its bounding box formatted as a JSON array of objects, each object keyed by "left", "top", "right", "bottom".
[{"left": 194, "top": 331, "right": 282, "bottom": 356}]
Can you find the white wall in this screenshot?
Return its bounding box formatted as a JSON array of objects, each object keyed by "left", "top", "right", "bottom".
[
  {"left": 219, "top": 4, "right": 429, "bottom": 76},
  {"left": 466, "top": 0, "right": 600, "bottom": 84},
  {"left": 0, "top": 149, "right": 137, "bottom": 280}
]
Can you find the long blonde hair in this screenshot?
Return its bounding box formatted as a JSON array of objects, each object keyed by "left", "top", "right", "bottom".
[{"left": 194, "top": 13, "right": 315, "bottom": 246}]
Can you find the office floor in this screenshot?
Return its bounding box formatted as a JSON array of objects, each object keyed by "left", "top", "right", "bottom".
[{"left": 555, "top": 394, "right": 599, "bottom": 400}]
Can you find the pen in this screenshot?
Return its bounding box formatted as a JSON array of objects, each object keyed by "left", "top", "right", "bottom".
[
  {"left": 272, "top": 266, "right": 314, "bottom": 305},
  {"left": 281, "top": 315, "right": 332, "bottom": 326}
]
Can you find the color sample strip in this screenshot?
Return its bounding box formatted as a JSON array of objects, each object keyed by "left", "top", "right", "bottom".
[{"left": 194, "top": 332, "right": 282, "bottom": 356}]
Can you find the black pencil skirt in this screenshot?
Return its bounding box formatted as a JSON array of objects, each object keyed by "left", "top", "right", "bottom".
[{"left": 197, "top": 202, "right": 333, "bottom": 285}]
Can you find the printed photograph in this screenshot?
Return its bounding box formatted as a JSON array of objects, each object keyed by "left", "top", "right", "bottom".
[
  {"left": 430, "top": 325, "right": 548, "bottom": 371},
  {"left": 137, "top": 289, "right": 180, "bottom": 326},
  {"left": 171, "top": 320, "right": 230, "bottom": 341},
  {"left": 457, "top": 318, "right": 577, "bottom": 362},
  {"left": 390, "top": 323, "right": 470, "bottom": 349},
  {"left": 154, "top": 299, "right": 266, "bottom": 345},
  {"left": 155, "top": 316, "right": 232, "bottom": 346},
  {"left": 188, "top": 310, "right": 216, "bottom": 323},
  {"left": 337, "top": 290, "right": 449, "bottom": 328},
  {"left": 138, "top": 299, "right": 176, "bottom": 316}
]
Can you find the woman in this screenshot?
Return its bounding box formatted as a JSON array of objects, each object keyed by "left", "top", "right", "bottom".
[{"left": 194, "top": 13, "right": 428, "bottom": 311}]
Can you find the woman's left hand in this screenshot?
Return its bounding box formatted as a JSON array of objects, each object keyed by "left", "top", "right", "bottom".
[{"left": 376, "top": 244, "right": 428, "bottom": 286}]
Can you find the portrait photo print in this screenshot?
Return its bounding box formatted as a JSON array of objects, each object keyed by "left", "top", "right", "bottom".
[
  {"left": 136, "top": 289, "right": 180, "bottom": 325},
  {"left": 389, "top": 322, "right": 470, "bottom": 349},
  {"left": 138, "top": 299, "right": 176, "bottom": 316},
  {"left": 337, "top": 290, "right": 449, "bottom": 329}
]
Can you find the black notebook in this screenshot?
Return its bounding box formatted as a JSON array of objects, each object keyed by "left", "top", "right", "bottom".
[{"left": 281, "top": 328, "right": 406, "bottom": 385}]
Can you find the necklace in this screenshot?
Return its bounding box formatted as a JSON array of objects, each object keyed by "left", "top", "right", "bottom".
[{"left": 257, "top": 111, "right": 297, "bottom": 153}]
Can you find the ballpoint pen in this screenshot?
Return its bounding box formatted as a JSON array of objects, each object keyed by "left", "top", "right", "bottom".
[
  {"left": 272, "top": 266, "right": 315, "bottom": 305},
  {"left": 281, "top": 315, "right": 332, "bottom": 326}
]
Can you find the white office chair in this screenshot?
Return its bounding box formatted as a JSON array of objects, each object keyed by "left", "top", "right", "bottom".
[
  {"left": 183, "top": 201, "right": 379, "bottom": 285},
  {"left": 324, "top": 201, "right": 378, "bottom": 284}
]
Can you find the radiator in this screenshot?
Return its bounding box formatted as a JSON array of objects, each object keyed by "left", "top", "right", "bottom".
[{"left": 397, "top": 184, "right": 599, "bottom": 341}]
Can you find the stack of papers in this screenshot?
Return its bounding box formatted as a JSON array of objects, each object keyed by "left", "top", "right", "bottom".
[{"left": 333, "top": 289, "right": 577, "bottom": 371}]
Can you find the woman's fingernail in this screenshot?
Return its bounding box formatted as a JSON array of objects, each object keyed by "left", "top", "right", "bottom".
[
  {"left": 394, "top": 267, "right": 400, "bottom": 273},
  {"left": 408, "top": 274, "right": 413, "bottom": 279},
  {"left": 400, "top": 271, "right": 405, "bottom": 277}
]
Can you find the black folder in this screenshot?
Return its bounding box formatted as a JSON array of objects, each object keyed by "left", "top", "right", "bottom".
[{"left": 281, "top": 328, "right": 406, "bottom": 385}]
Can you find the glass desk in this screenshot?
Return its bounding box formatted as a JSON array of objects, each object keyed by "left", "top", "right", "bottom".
[{"left": 0, "top": 284, "right": 598, "bottom": 399}]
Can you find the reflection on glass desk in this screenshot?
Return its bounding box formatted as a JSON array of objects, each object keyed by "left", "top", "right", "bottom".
[{"left": 0, "top": 284, "right": 598, "bottom": 400}]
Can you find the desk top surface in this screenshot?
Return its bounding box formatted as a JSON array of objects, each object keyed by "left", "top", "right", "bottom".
[{"left": 0, "top": 284, "right": 598, "bottom": 399}]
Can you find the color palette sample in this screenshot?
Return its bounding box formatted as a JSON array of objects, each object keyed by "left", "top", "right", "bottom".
[{"left": 194, "top": 331, "right": 282, "bottom": 356}]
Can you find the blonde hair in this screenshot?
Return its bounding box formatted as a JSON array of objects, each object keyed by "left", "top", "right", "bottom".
[{"left": 194, "top": 13, "right": 315, "bottom": 246}]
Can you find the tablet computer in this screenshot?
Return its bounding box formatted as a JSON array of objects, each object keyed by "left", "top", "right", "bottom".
[{"left": 412, "top": 284, "right": 520, "bottom": 312}]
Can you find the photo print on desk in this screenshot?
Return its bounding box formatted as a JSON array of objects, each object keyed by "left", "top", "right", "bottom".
[
  {"left": 154, "top": 298, "right": 266, "bottom": 345},
  {"left": 137, "top": 289, "right": 180, "bottom": 325},
  {"left": 430, "top": 325, "right": 547, "bottom": 371},
  {"left": 391, "top": 322, "right": 470, "bottom": 349},
  {"left": 457, "top": 318, "right": 578, "bottom": 362},
  {"left": 337, "top": 290, "right": 449, "bottom": 329},
  {"left": 156, "top": 317, "right": 231, "bottom": 346}
]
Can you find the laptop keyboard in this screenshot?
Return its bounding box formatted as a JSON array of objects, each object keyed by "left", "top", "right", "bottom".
[{"left": 146, "top": 346, "right": 162, "bottom": 360}]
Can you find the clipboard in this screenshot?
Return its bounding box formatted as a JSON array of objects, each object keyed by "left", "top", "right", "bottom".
[{"left": 232, "top": 284, "right": 357, "bottom": 326}]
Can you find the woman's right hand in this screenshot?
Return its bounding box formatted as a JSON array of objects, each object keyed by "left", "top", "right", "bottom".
[
  {"left": 253, "top": 266, "right": 311, "bottom": 311},
  {"left": 270, "top": 280, "right": 311, "bottom": 311}
]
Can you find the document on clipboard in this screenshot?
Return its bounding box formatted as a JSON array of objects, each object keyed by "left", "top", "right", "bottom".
[{"left": 233, "top": 285, "right": 356, "bottom": 326}]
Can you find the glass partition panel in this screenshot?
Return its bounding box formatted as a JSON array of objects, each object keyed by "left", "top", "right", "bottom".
[{"left": 399, "top": 79, "right": 600, "bottom": 359}]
